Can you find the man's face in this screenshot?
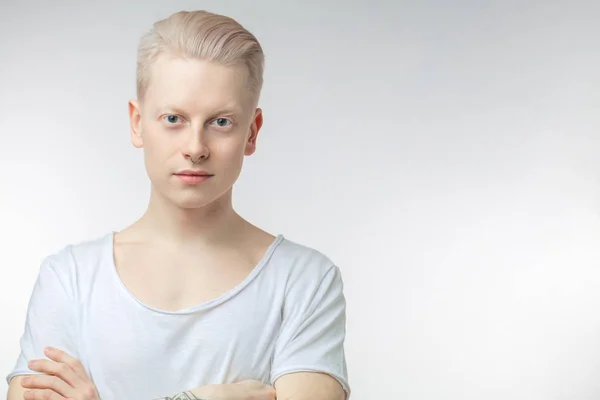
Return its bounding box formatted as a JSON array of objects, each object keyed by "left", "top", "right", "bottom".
[{"left": 128, "top": 54, "right": 262, "bottom": 209}]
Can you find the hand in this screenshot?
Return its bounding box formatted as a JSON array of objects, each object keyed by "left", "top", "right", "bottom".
[
  {"left": 21, "top": 347, "right": 101, "bottom": 400},
  {"left": 192, "top": 379, "right": 276, "bottom": 400}
]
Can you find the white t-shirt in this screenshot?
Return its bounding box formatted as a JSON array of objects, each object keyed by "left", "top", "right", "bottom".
[{"left": 7, "top": 232, "right": 350, "bottom": 399}]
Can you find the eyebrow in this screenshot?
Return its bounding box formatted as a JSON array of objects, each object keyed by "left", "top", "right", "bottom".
[{"left": 156, "top": 104, "right": 242, "bottom": 117}]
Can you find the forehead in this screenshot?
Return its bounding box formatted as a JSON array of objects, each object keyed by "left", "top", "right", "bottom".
[{"left": 144, "top": 54, "right": 251, "bottom": 113}]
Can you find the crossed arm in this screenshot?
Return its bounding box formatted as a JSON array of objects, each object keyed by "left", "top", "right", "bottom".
[
  {"left": 153, "top": 372, "right": 345, "bottom": 400},
  {"left": 6, "top": 347, "right": 346, "bottom": 400}
]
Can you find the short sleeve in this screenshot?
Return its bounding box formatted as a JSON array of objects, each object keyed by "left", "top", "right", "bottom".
[
  {"left": 270, "top": 265, "right": 350, "bottom": 397},
  {"left": 6, "top": 255, "right": 80, "bottom": 384}
]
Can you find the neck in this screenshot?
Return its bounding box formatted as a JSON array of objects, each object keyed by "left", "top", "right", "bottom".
[{"left": 134, "top": 186, "right": 246, "bottom": 248}]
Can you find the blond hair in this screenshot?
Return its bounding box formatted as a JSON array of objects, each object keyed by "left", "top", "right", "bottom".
[{"left": 136, "top": 10, "right": 265, "bottom": 104}]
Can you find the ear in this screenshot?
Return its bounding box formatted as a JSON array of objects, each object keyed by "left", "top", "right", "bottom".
[
  {"left": 129, "top": 99, "right": 144, "bottom": 148},
  {"left": 245, "top": 108, "right": 263, "bottom": 156}
]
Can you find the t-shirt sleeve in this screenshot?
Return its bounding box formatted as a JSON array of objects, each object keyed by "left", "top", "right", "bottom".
[
  {"left": 270, "top": 264, "right": 350, "bottom": 397},
  {"left": 6, "top": 254, "right": 80, "bottom": 384}
]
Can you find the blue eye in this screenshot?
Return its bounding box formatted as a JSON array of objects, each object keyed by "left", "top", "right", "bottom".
[
  {"left": 213, "top": 118, "right": 232, "bottom": 127},
  {"left": 164, "top": 115, "right": 181, "bottom": 124}
]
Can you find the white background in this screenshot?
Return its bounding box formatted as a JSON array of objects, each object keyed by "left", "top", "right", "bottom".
[{"left": 1, "top": 1, "right": 600, "bottom": 399}]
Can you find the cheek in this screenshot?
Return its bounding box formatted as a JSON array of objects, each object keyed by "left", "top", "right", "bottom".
[
  {"left": 213, "top": 136, "right": 247, "bottom": 159},
  {"left": 141, "top": 131, "right": 175, "bottom": 174},
  {"left": 209, "top": 141, "right": 246, "bottom": 181}
]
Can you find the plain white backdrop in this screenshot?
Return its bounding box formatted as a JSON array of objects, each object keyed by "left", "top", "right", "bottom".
[{"left": 1, "top": 0, "right": 600, "bottom": 398}]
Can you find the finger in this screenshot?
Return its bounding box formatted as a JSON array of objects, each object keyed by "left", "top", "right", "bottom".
[
  {"left": 28, "top": 359, "right": 78, "bottom": 387},
  {"left": 21, "top": 375, "right": 73, "bottom": 398},
  {"left": 23, "top": 389, "right": 67, "bottom": 400},
  {"left": 44, "top": 347, "right": 88, "bottom": 381}
]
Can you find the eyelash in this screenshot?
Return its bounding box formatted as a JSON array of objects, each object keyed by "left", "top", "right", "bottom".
[
  {"left": 211, "top": 118, "right": 233, "bottom": 128},
  {"left": 163, "top": 115, "right": 183, "bottom": 125},
  {"left": 162, "top": 115, "right": 233, "bottom": 128}
]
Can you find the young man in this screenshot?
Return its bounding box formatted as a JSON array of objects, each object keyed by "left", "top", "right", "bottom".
[{"left": 6, "top": 10, "right": 349, "bottom": 400}]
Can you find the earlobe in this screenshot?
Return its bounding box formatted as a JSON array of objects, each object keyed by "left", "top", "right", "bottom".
[
  {"left": 245, "top": 108, "right": 263, "bottom": 156},
  {"left": 128, "top": 99, "right": 144, "bottom": 148}
]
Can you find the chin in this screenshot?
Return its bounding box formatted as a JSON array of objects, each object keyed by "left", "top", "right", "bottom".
[
  {"left": 170, "top": 195, "right": 217, "bottom": 210},
  {"left": 166, "top": 187, "right": 233, "bottom": 210},
  {"left": 150, "top": 178, "right": 234, "bottom": 209}
]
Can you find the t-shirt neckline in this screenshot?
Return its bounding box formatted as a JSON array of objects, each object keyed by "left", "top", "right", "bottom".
[{"left": 105, "top": 231, "right": 285, "bottom": 315}]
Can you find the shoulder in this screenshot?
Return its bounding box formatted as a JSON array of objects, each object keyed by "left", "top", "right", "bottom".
[
  {"left": 66, "top": 232, "right": 114, "bottom": 263},
  {"left": 269, "top": 236, "right": 345, "bottom": 295},
  {"left": 37, "top": 232, "right": 114, "bottom": 292},
  {"left": 267, "top": 237, "right": 347, "bottom": 337},
  {"left": 273, "top": 236, "right": 338, "bottom": 273},
  {"left": 44, "top": 232, "right": 112, "bottom": 267}
]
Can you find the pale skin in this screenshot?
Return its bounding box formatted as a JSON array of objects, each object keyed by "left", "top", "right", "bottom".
[{"left": 7, "top": 54, "right": 345, "bottom": 400}]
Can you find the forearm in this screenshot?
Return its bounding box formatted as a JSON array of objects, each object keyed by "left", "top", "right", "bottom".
[
  {"left": 274, "top": 372, "right": 346, "bottom": 400},
  {"left": 275, "top": 392, "right": 345, "bottom": 400},
  {"left": 153, "top": 384, "right": 218, "bottom": 400},
  {"left": 153, "top": 380, "right": 274, "bottom": 400},
  {"left": 7, "top": 376, "right": 31, "bottom": 400},
  {"left": 153, "top": 391, "right": 203, "bottom": 400},
  {"left": 154, "top": 392, "right": 204, "bottom": 400}
]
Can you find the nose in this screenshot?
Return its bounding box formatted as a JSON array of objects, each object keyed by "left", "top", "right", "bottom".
[{"left": 182, "top": 128, "right": 210, "bottom": 163}]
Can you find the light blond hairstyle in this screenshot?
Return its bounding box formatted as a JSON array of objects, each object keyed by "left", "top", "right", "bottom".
[{"left": 136, "top": 10, "right": 265, "bottom": 105}]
